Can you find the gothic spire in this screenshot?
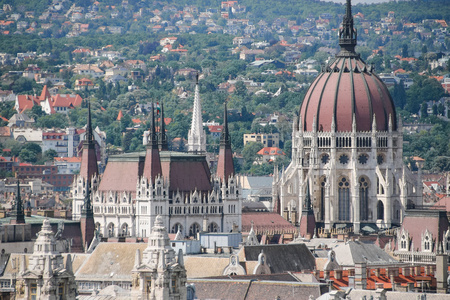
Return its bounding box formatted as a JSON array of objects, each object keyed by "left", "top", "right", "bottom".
[
  {"left": 303, "top": 181, "right": 312, "bottom": 213},
  {"left": 337, "top": 0, "right": 358, "bottom": 57},
  {"left": 86, "top": 100, "right": 94, "bottom": 143},
  {"left": 11, "top": 179, "right": 25, "bottom": 224},
  {"left": 80, "top": 100, "right": 98, "bottom": 181},
  {"left": 148, "top": 103, "right": 158, "bottom": 149},
  {"left": 81, "top": 179, "right": 93, "bottom": 218},
  {"left": 187, "top": 73, "right": 206, "bottom": 153},
  {"left": 158, "top": 101, "right": 168, "bottom": 151},
  {"left": 216, "top": 101, "right": 234, "bottom": 182},
  {"left": 143, "top": 103, "right": 162, "bottom": 183}
]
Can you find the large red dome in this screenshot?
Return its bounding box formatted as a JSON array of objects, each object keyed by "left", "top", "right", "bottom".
[{"left": 299, "top": 0, "right": 396, "bottom": 133}]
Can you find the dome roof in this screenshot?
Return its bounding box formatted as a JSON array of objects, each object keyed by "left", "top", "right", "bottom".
[{"left": 299, "top": 0, "right": 396, "bottom": 133}]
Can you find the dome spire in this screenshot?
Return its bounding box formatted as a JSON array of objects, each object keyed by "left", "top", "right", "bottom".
[{"left": 337, "top": 0, "right": 358, "bottom": 57}]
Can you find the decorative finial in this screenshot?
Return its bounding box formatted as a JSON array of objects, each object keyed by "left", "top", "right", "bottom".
[{"left": 337, "top": 0, "right": 358, "bottom": 57}]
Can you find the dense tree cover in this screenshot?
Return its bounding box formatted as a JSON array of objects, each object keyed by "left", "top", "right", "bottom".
[{"left": 403, "top": 118, "right": 450, "bottom": 172}]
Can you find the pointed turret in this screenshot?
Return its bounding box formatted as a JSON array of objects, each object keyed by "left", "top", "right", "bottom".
[
  {"left": 158, "top": 102, "right": 169, "bottom": 151},
  {"left": 177, "top": 249, "right": 184, "bottom": 267},
  {"left": 134, "top": 249, "right": 142, "bottom": 268},
  {"left": 66, "top": 253, "right": 73, "bottom": 273},
  {"left": 337, "top": 0, "right": 358, "bottom": 57},
  {"left": 10, "top": 179, "right": 25, "bottom": 224},
  {"left": 216, "top": 102, "right": 234, "bottom": 182},
  {"left": 299, "top": 180, "right": 316, "bottom": 238},
  {"left": 80, "top": 180, "right": 95, "bottom": 252},
  {"left": 187, "top": 73, "right": 206, "bottom": 153},
  {"left": 80, "top": 101, "right": 98, "bottom": 181},
  {"left": 143, "top": 103, "right": 162, "bottom": 183}
]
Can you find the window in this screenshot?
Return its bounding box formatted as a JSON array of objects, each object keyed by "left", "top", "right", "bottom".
[
  {"left": 58, "top": 282, "right": 64, "bottom": 297},
  {"left": 339, "top": 154, "right": 349, "bottom": 165},
  {"left": 377, "top": 200, "right": 384, "bottom": 220},
  {"left": 359, "top": 177, "right": 369, "bottom": 221},
  {"left": 30, "top": 283, "right": 37, "bottom": 300},
  {"left": 338, "top": 177, "right": 350, "bottom": 221},
  {"left": 358, "top": 154, "right": 368, "bottom": 165}
]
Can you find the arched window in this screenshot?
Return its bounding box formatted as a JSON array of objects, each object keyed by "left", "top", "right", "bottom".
[
  {"left": 107, "top": 223, "right": 115, "bottom": 237},
  {"left": 377, "top": 200, "right": 384, "bottom": 220},
  {"left": 359, "top": 177, "right": 369, "bottom": 221},
  {"left": 338, "top": 177, "right": 350, "bottom": 221},
  {"left": 121, "top": 223, "right": 129, "bottom": 236},
  {"left": 319, "top": 177, "right": 326, "bottom": 221},
  {"left": 208, "top": 222, "right": 219, "bottom": 233},
  {"left": 171, "top": 223, "right": 183, "bottom": 235},
  {"left": 189, "top": 223, "right": 200, "bottom": 236},
  {"left": 393, "top": 200, "right": 401, "bottom": 221}
]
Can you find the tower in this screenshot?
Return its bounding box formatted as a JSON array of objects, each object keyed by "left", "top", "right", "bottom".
[
  {"left": 72, "top": 101, "right": 99, "bottom": 221},
  {"left": 273, "top": 0, "right": 421, "bottom": 233},
  {"left": 159, "top": 101, "right": 169, "bottom": 151},
  {"left": 14, "top": 219, "right": 77, "bottom": 300},
  {"left": 187, "top": 73, "right": 206, "bottom": 153},
  {"left": 216, "top": 101, "right": 234, "bottom": 182},
  {"left": 131, "top": 215, "right": 187, "bottom": 300},
  {"left": 10, "top": 179, "right": 25, "bottom": 224},
  {"left": 143, "top": 103, "right": 162, "bottom": 182}
]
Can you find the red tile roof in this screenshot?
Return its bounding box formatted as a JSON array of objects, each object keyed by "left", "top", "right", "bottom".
[{"left": 242, "top": 212, "right": 296, "bottom": 233}]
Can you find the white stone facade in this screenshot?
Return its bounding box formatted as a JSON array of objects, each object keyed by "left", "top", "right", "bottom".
[
  {"left": 72, "top": 174, "right": 242, "bottom": 239},
  {"left": 273, "top": 115, "right": 422, "bottom": 233}
]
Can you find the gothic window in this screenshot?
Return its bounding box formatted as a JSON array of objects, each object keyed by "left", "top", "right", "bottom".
[
  {"left": 358, "top": 154, "right": 368, "bottom": 165},
  {"left": 208, "top": 222, "right": 219, "bottom": 232},
  {"left": 339, "top": 154, "right": 349, "bottom": 165},
  {"left": 377, "top": 200, "right": 384, "bottom": 220},
  {"left": 108, "top": 223, "right": 115, "bottom": 237},
  {"left": 400, "top": 233, "right": 408, "bottom": 250},
  {"left": 359, "top": 177, "right": 369, "bottom": 221},
  {"left": 189, "top": 223, "right": 200, "bottom": 236},
  {"left": 121, "top": 223, "right": 129, "bottom": 236},
  {"left": 321, "top": 154, "right": 329, "bottom": 164},
  {"left": 393, "top": 200, "right": 401, "bottom": 221},
  {"left": 171, "top": 223, "right": 183, "bottom": 234},
  {"left": 319, "top": 177, "right": 326, "bottom": 221},
  {"left": 424, "top": 236, "right": 431, "bottom": 251},
  {"left": 377, "top": 154, "right": 384, "bottom": 165},
  {"left": 338, "top": 177, "right": 350, "bottom": 221},
  {"left": 446, "top": 236, "right": 450, "bottom": 252}
]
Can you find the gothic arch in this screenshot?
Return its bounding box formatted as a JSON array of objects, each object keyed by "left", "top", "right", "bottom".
[
  {"left": 107, "top": 223, "right": 115, "bottom": 237},
  {"left": 189, "top": 223, "right": 200, "bottom": 236},
  {"left": 121, "top": 223, "right": 129, "bottom": 236},
  {"left": 338, "top": 176, "right": 350, "bottom": 221},
  {"left": 171, "top": 223, "right": 183, "bottom": 235},
  {"left": 208, "top": 222, "right": 219, "bottom": 233},
  {"left": 359, "top": 176, "right": 370, "bottom": 221},
  {"left": 319, "top": 176, "right": 327, "bottom": 221},
  {"left": 376, "top": 200, "right": 384, "bottom": 220}
]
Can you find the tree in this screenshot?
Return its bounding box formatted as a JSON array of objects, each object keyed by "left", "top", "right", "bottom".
[
  {"left": 44, "top": 149, "right": 58, "bottom": 160},
  {"left": 420, "top": 104, "right": 428, "bottom": 118},
  {"left": 29, "top": 105, "right": 44, "bottom": 120},
  {"left": 242, "top": 142, "right": 264, "bottom": 170},
  {"left": 19, "top": 148, "right": 38, "bottom": 163}
]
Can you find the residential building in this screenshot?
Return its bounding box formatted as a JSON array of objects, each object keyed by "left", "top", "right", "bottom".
[
  {"left": 244, "top": 133, "right": 280, "bottom": 147},
  {"left": 256, "top": 146, "right": 285, "bottom": 163}
]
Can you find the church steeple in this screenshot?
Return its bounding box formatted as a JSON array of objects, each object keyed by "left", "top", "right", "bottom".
[
  {"left": 187, "top": 73, "right": 206, "bottom": 153},
  {"left": 216, "top": 101, "right": 234, "bottom": 182},
  {"left": 143, "top": 103, "right": 162, "bottom": 183},
  {"left": 80, "top": 101, "right": 98, "bottom": 181},
  {"left": 337, "top": 0, "right": 358, "bottom": 57},
  {"left": 158, "top": 101, "right": 168, "bottom": 151},
  {"left": 81, "top": 180, "right": 93, "bottom": 218},
  {"left": 10, "top": 179, "right": 25, "bottom": 224}
]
